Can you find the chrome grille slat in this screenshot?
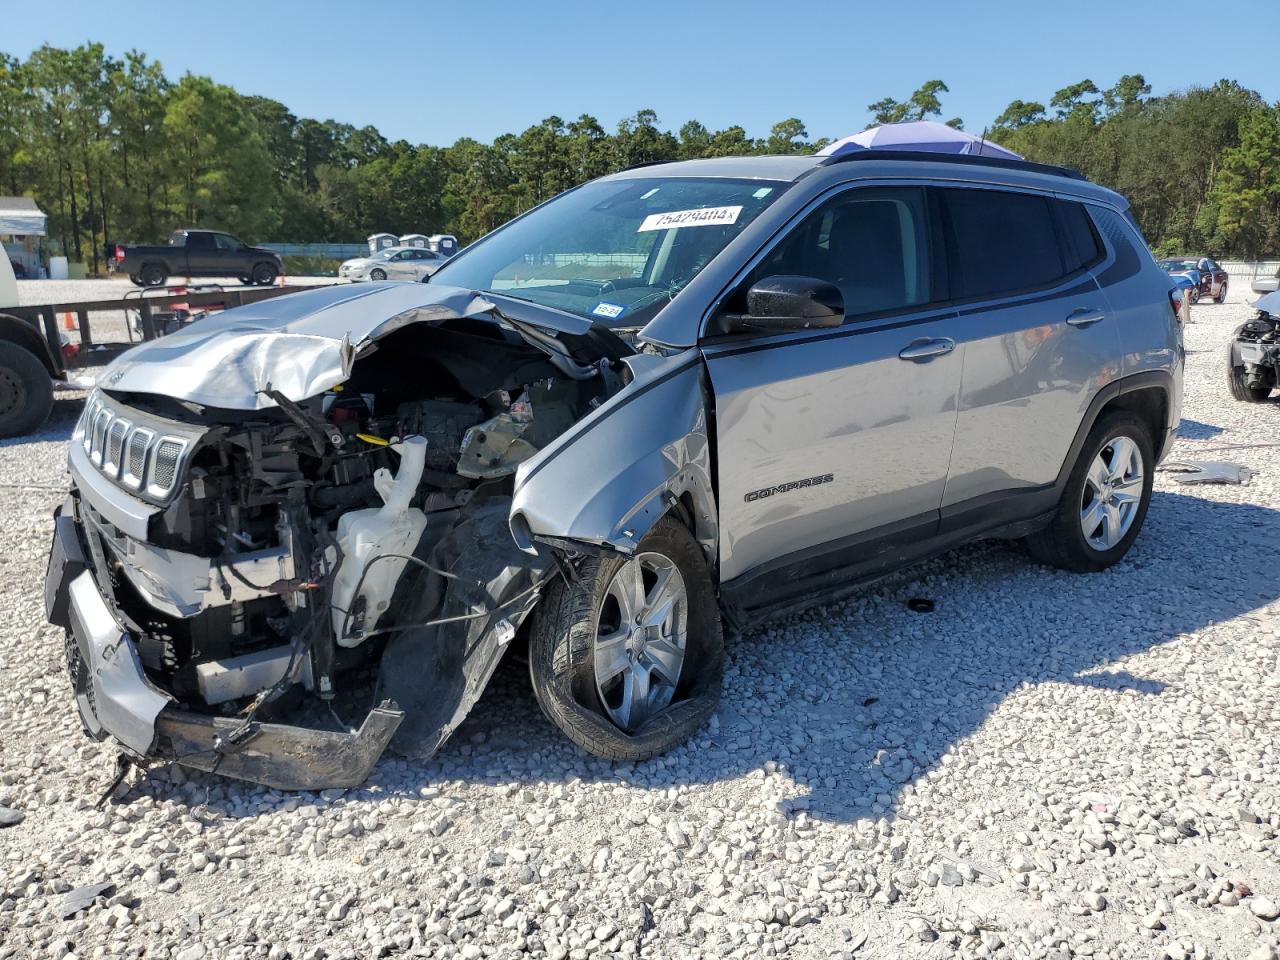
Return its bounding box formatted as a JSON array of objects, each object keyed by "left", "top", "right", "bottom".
[
  {"left": 103, "top": 419, "right": 131, "bottom": 477},
  {"left": 80, "top": 395, "right": 192, "bottom": 502}
]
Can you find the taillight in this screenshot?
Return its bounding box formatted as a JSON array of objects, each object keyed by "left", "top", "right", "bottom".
[{"left": 114, "top": 245, "right": 125, "bottom": 261}]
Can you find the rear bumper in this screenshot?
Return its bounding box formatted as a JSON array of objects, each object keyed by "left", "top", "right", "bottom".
[{"left": 44, "top": 497, "right": 403, "bottom": 790}]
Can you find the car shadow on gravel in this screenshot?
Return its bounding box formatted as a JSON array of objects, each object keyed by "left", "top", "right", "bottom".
[{"left": 402, "top": 488, "right": 1280, "bottom": 825}]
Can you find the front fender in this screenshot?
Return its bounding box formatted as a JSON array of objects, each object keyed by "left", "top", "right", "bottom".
[{"left": 510, "top": 349, "right": 717, "bottom": 563}]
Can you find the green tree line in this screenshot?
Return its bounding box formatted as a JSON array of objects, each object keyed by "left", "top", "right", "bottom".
[{"left": 2, "top": 45, "right": 1279, "bottom": 272}]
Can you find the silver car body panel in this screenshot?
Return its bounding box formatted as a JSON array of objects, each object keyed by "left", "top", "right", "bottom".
[
  {"left": 510, "top": 350, "right": 718, "bottom": 561},
  {"left": 96, "top": 283, "right": 584, "bottom": 410},
  {"left": 66, "top": 569, "right": 172, "bottom": 756},
  {"left": 703, "top": 311, "right": 962, "bottom": 582}
]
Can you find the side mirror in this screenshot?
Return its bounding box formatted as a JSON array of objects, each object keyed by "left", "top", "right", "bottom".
[{"left": 727, "top": 276, "right": 844, "bottom": 333}]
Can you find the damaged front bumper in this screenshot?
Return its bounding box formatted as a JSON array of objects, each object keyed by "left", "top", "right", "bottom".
[{"left": 44, "top": 497, "right": 403, "bottom": 791}]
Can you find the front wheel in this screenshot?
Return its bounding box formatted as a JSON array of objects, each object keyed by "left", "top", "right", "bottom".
[
  {"left": 529, "top": 517, "right": 723, "bottom": 762},
  {"left": 251, "top": 263, "right": 278, "bottom": 286},
  {"left": 1025, "top": 411, "right": 1154, "bottom": 573},
  {"left": 0, "top": 341, "right": 54, "bottom": 438},
  {"left": 369, "top": 268, "right": 387, "bottom": 281},
  {"left": 1227, "top": 350, "right": 1272, "bottom": 402}
]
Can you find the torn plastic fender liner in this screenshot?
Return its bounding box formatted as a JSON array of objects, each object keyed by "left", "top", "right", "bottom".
[
  {"left": 509, "top": 349, "right": 718, "bottom": 562},
  {"left": 377, "top": 500, "right": 551, "bottom": 760},
  {"left": 152, "top": 702, "right": 403, "bottom": 792}
]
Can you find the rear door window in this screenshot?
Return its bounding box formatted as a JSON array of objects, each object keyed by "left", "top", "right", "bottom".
[
  {"left": 186, "top": 232, "right": 215, "bottom": 251},
  {"left": 940, "top": 188, "right": 1065, "bottom": 300}
]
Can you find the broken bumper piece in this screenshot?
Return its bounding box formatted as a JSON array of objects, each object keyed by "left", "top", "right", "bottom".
[
  {"left": 45, "top": 498, "right": 403, "bottom": 792},
  {"left": 151, "top": 701, "right": 403, "bottom": 792}
]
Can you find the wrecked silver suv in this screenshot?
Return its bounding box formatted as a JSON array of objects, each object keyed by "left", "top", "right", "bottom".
[{"left": 45, "top": 151, "right": 1181, "bottom": 790}]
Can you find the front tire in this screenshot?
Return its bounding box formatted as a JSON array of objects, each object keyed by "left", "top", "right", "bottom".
[
  {"left": 251, "top": 263, "right": 278, "bottom": 286},
  {"left": 1026, "top": 411, "right": 1154, "bottom": 573},
  {"left": 1227, "top": 344, "right": 1272, "bottom": 402},
  {"left": 529, "top": 517, "right": 723, "bottom": 762},
  {"left": 369, "top": 268, "right": 387, "bottom": 281},
  {"left": 0, "top": 341, "right": 54, "bottom": 438}
]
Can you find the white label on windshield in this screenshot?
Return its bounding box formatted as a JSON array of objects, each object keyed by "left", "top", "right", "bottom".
[
  {"left": 592, "top": 302, "right": 626, "bottom": 319},
  {"left": 638, "top": 205, "right": 742, "bottom": 232}
]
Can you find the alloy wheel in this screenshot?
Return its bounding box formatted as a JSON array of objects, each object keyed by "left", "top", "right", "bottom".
[
  {"left": 1080, "top": 435, "right": 1144, "bottom": 551},
  {"left": 593, "top": 552, "right": 688, "bottom": 732}
]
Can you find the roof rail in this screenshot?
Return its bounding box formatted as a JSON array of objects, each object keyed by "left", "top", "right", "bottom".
[{"left": 818, "top": 149, "right": 1087, "bottom": 181}]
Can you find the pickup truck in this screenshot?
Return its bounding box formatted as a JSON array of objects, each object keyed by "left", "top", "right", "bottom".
[{"left": 115, "top": 230, "right": 284, "bottom": 287}]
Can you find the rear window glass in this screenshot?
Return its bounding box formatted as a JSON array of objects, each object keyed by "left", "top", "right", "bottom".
[
  {"left": 1057, "top": 202, "right": 1103, "bottom": 273},
  {"left": 942, "top": 188, "right": 1064, "bottom": 300}
]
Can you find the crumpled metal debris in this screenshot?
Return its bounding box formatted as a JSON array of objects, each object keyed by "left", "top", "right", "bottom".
[{"left": 1158, "top": 460, "right": 1254, "bottom": 485}]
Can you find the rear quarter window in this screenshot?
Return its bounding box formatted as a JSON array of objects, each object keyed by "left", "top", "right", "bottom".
[
  {"left": 1056, "top": 201, "right": 1104, "bottom": 273},
  {"left": 941, "top": 188, "right": 1064, "bottom": 300}
]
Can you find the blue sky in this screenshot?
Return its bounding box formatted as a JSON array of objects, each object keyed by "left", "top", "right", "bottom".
[{"left": 7, "top": 0, "right": 1279, "bottom": 145}]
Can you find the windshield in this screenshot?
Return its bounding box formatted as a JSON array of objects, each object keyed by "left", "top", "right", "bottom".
[
  {"left": 1159, "top": 260, "right": 1195, "bottom": 272},
  {"left": 429, "top": 177, "right": 786, "bottom": 327}
]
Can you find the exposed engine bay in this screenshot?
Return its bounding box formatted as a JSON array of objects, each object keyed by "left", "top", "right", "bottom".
[
  {"left": 1230, "top": 308, "right": 1280, "bottom": 395},
  {"left": 60, "top": 305, "right": 631, "bottom": 789}
]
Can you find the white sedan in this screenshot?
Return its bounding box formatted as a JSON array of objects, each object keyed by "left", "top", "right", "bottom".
[{"left": 339, "top": 246, "right": 446, "bottom": 282}]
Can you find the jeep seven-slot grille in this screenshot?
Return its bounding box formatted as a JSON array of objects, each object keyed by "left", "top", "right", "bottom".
[{"left": 77, "top": 396, "right": 190, "bottom": 500}]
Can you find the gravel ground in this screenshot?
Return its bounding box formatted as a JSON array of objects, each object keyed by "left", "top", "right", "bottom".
[{"left": 1, "top": 288, "right": 1278, "bottom": 960}]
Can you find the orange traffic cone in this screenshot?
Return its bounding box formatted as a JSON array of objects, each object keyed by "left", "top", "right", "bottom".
[{"left": 61, "top": 312, "right": 75, "bottom": 331}]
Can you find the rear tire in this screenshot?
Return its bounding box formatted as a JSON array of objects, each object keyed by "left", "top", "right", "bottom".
[
  {"left": 1215, "top": 281, "right": 1228, "bottom": 304},
  {"left": 251, "top": 263, "right": 277, "bottom": 286},
  {"left": 1025, "top": 411, "right": 1154, "bottom": 573},
  {"left": 128, "top": 274, "right": 142, "bottom": 286},
  {"left": 0, "top": 341, "right": 54, "bottom": 438},
  {"left": 140, "top": 264, "right": 166, "bottom": 287},
  {"left": 529, "top": 517, "right": 723, "bottom": 762}
]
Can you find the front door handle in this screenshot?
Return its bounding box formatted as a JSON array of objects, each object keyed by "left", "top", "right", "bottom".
[
  {"left": 898, "top": 337, "right": 956, "bottom": 362},
  {"left": 1066, "top": 307, "right": 1106, "bottom": 328}
]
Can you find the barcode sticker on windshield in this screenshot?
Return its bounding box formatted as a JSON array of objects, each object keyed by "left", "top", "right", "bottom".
[{"left": 638, "top": 205, "right": 743, "bottom": 232}]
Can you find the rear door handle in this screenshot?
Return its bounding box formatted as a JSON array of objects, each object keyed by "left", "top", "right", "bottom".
[
  {"left": 1066, "top": 307, "right": 1106, "bottom": 328},
  {"left": 898, "top": 337, "right": 956, "bottom": 362}
]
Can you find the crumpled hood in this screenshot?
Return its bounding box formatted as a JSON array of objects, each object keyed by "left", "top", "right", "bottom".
[{"left": 98, "top": 282, "right": 591, "bottom": 411}]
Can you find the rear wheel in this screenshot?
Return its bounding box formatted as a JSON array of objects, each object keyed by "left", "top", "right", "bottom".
[
  {"left": 251, "top": 262, "right": 277, "bottom": 286},
  {"left": 529, "top": 517, "right": 723, "bottom": 762},
  {"left": 1215, "top": 281, "right": 1228, "bottom": 304},
  {"left": 128, "top": 273, "right": 142, "bottom": 286},
  {"left": 1026, "top": 411, "right": 1154, "bottom": 573},
  {"left": 140, "top": 264, "right": 166, "bottom": 287},
  {"left": 0, "top": 340, "right": 54, "bottom": 438}
]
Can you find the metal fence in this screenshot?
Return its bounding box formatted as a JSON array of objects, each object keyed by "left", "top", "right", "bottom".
[
  {"left": 260, "top": 242, "right": 367, "bottom": 259},
  {"left": 1220, "top": 260, "right": 1280, "bottom": 281}
]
